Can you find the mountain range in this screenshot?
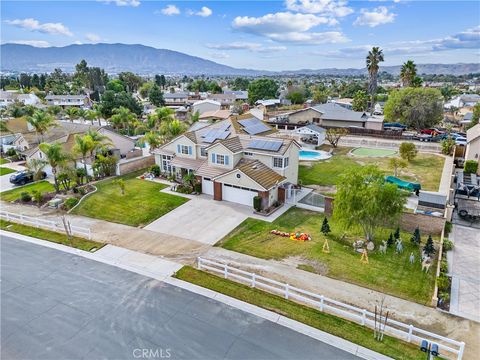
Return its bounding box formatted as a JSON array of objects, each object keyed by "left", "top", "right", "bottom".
[{"left": 1, "top": 43, "right": 479, "bottom": 76}]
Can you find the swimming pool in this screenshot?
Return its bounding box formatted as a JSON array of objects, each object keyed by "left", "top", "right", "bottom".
[{"left": 299, "top": 149, "right": 332, "bottom": 161}]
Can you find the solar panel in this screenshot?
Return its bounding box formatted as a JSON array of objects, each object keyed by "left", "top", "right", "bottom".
[
  {"left": 243, "top": 123, "right": 271, "bottom": 135},
  {"left": 201, "top": 129, "right": 231, "bottom": 143},
  {"left": 248, "top": 139, "right": 282, "bottom": 152},
  {"left": 238, "top": 118, "right": 258, "bottom": 127}
]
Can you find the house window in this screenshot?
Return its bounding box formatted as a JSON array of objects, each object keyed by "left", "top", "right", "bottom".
[
  {"left": 273, "top": 157, "right": 289, "bottom": 169},
  {"left": 181, "top": 145, "right": 189, "bottom": 154},
  {"left": 201, "top": 147, "right": 207, "bottom": 157},
  {"left": 177, "top": 144, "right": 192, "bottom": 155},
  {"left": 161, "top": 155, "right": 172, "bottom": 172},
  {"left": 216, "top": 154, "right": 225, "bottom": 165},
  {"left": 211, "top": 153, "right": 229, "bottom": 165}
]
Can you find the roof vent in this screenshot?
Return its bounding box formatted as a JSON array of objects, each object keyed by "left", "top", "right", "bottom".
[{"left": 252, "top": 165, "right": 257, "bottom": 169}]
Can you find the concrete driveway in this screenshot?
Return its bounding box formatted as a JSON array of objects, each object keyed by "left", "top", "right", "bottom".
[
  {"left": 144, "top": 196, "right": 251, "bottom": 245},
  {"left": 1, "top": 236, "right": 359, "bottom": 360}
]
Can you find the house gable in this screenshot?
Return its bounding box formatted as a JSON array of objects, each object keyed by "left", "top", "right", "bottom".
[{"left": 214, "top": 169, "right": 266, "bottom": 191}]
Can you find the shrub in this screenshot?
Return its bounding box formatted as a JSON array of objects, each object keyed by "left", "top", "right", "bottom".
[
  {"left": 20, "top": 192, "right": 31, "bottom": 202},
  {"left": 399, "top": 142, "right": 417, "bottom": 162},
  {"left": 253, "top": 196, "right": 262, "bottom": 211},
  {"left": 436, "top": 275, "right": 450, "bottom": 292},
  {"left": 194, "top": 182, "right": 202, "bottom": 193},
  {"left": 150, "top": 164, "right": 161, "bottom": 177},
  {"left": 464, "top": 160, "right": 478, "bottom": 174},
  {"left": 5, "top": 148, "right": 17, "bottom": 157},
  {"left": 440, "top": 259, "right": 448, "bottom": 274},
  {"left": 32, "top": 190, "right": 43, "bottom": 207},
  {"left": 441, "top": 138, "right": 456, "bottom": 155},
  {"left": 64, "top": 197, "right": 79, "bottom": 210},
  {"left": 443, "top": 238, "right": 454, "bottom": 252},
  {"left": 444, "top": 221, "right": 452, "bottom": 236}
]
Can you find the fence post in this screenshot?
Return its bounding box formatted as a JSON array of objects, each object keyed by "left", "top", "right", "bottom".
[
  {"left": 458, "top": 342, "right": 465, "bottom": 360},
  {"left": 224, "top": 264, "right": 228, "bottom": 279},
  {"left": 320, "top": 295, "right": 324, "bottom": 311},
  {"left": 6, "top": 212, "right": 9, "bottom": 221},
  {"left": 88, "top": 228, "right": 91, "bottom": 240},
  {"left": 251, "top": 273, "right": 256, "bottom": 288},
  {"left": 361, "top": 309, "right": 366, "bottom": 326},
  {"left": 197, "top": 258, "right": 201, "bottom": 269},
  {"left": 407, "top": 324, "right": 413, "bottom": 342},
  {"left": 285, "top": 283, "right": 289, "bottom": 299}
]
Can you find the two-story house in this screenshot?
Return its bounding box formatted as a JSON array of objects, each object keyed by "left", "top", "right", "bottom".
[
  {"left": 45, "top": 94, "right": 91, "bottom": 108},
  {"left": 153, "top": 117, "right": 300, "bottom": 208}
]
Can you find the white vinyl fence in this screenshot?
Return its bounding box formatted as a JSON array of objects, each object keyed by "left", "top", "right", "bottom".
[
  {"left": 197, "top": 257, "right": 465, "bottom": 360},
  {"left": 1, "top": 211, "right": 92, "bottom": 240}
]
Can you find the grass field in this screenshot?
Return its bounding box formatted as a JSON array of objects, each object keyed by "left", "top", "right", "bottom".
[
  {"left": 217, "top": 208, "right": 437, "bottom": 304},
  {"left": 299, "top": 147, "right": 444, "bottom": 191},
  {"left": 0, "top": 181, "right": 55, "bottom": 201},
  {"left": 0, "top": 158, "right": 9, "bottom": 165},
  {"left": 0, "top": 167, "right": 16, "bottom": 176},
  {"left": 175, "top": 266, "right": 425, "bottom": 360},
  {"left": 71, "top": 173, "right": 189, "bottom": 227},
  {"left": 0, "top": 219, "right": 103, "bottom": 252}
]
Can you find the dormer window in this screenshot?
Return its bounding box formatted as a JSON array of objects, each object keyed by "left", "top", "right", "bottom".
[
  {"left": 273, "top": 157, "right": 289, "bottom": 169},
  {"left": 177, "top": 144, "right": 192, "bottom": 155},
  {"left": 211, "top": 153, "right": 229, "bottom": 165}
]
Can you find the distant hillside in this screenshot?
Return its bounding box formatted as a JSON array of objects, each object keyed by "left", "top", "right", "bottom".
[{"left": 1, "top": 43, "right": 478, "bottom": 76}]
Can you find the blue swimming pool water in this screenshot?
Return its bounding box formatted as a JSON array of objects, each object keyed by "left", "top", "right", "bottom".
[{"left": 299, "top": 150, "right": 331, "bottom": 160}]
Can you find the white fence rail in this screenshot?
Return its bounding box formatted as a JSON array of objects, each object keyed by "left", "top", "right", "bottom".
[
  {"left": 1, "top": 211, "right": 91, "bottom": 240},
  {"left": 197, "top": 257, "right": 465, "bottom": 360}
]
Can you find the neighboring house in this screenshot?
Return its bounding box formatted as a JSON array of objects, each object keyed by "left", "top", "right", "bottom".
[
  {"left": 444, "top": 94, "right": 480, "bottom": 109},
  {"left": 224, "top": 90, "right": 248, "bottom": 101},
  {"left": 198, "top": 109, "right": 231, "bottom": 122},
  {"left": 192, "top": 99, "right": 221, "bottom": 115},
  {"left": 461, "top": 112, "right": 473, "bottom": 128},
  {"left": 271, "top": 103, "right": 383, "bottom": 130},
  {"left": 153, "top": 117, "right": 300, "bottom": 208},
  {"left": 293, "top": 124, "right": 326, "bottom": 146},
  {"left": 207, "top": 94, "right": 236, "bottom": 109},
  {"left": 175, "top": 106, "right": 188, "bottom": 121},
  {"left": 164, "top": 92, "right": 189, "bottom": 107},
  {"left": 466, "top": 124, "right": 480, "bottom": 175},
  {"left": 0, "top": 91, "right": 41, "bottom": 107},
  {"left": 45, "top": 94, "right": 91, "bottom": 108}
]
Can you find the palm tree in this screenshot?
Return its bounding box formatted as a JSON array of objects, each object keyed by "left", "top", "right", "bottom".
[
  {"left": 149, "top": 107, "right": 175, "bottom": 130},
  {"left": 85, "top": 109, "right": 100, "bottom": 125},
  {"left": 366, "top": 47, "right": 384, "bottom": 115},
  {"left": 400, "top": 60, "right": 417, "bottom": 87},
  {"left": 65, "top": 107, "right": 79, "bottom": 122},
  {"left": 85, "top": 129, "right": 112, "bottom": 159},
  {"left": 110, "top": 107, "right": 137, "bottom": 135},
  {"left": 160, "top": 119, "right": 187, "bottom": 140},
  {"left": 27, "top": 110, "right": 56, "bottom": 143},
  {"left": 25, "top": 158, "right": 47, "bottom": 180},
  {"left": 38, "top": 142, "right": 69, "bottom": 193},
  {"left": 141, "top": 131, "right": 163, "bottom": 151},
  {"left": 73, "top": 134, "right": 94, "bottom": 180}
]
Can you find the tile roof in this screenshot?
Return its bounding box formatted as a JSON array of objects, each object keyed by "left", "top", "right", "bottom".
[
  {"left": 196, "top": 162, "right": 228, "bottom": 178},
  {"left": 199, "top": 109, "right": 231, "bottom": 120},
  {"left": 170, "top": 156, "right": 205, "bottom": 170},
  {"left": 183, "top": 131, "right": 197, "bottom": 143},
  {"left": 218, "top": 136, "right": 243, "bottom": 153},
  {"left": 234, "top": 159, "right": 285, "bottom": 190}
]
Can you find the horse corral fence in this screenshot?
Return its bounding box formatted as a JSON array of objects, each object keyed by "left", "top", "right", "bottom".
[
  {"left": 0, "top": 211, "right": 92, "bottom": 240},
  {"left": 197, "top": 257, "right": 465, "bottom": 360}
]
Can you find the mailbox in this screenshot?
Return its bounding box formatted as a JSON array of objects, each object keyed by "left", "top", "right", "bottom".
[
  {"left": 420, "top": 340, "right": 429, "bottom": 352},
  {"left": 431, "top": 344, "right": 439, "bottom": 357}
]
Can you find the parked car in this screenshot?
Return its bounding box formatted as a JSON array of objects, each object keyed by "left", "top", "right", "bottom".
[
  {"left": 9, "top": 170, "right": 47, "bottom": 186},
  {"left": 383, "top": 122, "right": 407, "bottom": 130},
  {"left": 420, "top": 128, "right": 444, "bottom": 136},
  {"left": 414, "top": 133, "right": 433, "bottom": 142},
  {"left": 455, "top": 136, "right": 467, "bottom": 146}
]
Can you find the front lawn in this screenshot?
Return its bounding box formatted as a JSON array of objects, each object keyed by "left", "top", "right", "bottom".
[
  {"left": 0, "top": 167, "right": 16, "bottom": 176},
  {"left": 175, "top": 266, "right": 425, "bottom": 360},
  {"left": 0, "top": 181, "right": 55, "bottom": 201},
  {"left": 71, "top": 174, "right": 189, "bottom": 227},
  {"left": 0, "top": 158, "right": 9, "bottom": 165},
  {"left": 299, "top": 147, "right": 444, "bottom": 192},
  {"left": 217, "top": 208, "right": 437, "bottom": 304},
  {"left": 0, "top": 219, "right": 103, "bottom": 252}
]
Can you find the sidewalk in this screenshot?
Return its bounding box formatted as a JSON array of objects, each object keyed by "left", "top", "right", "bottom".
[
  {"left": 202, "top": 247, "right": 479, "bottom": 360},
  {"left": 1, "top": 230, "right": 391, "bottom": 360}
]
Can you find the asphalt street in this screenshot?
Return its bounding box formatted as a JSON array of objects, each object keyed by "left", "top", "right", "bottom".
[{"left": 1, "top": 235, "right": 360, "bottom": 360}]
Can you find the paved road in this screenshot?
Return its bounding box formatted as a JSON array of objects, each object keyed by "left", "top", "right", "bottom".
[{"left": 1, "top": 236, "right": 359, "bottom": 360}]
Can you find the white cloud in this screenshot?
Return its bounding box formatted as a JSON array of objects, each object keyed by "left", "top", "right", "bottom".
[
  {"left": 432, "top": 26, "right": 480, "bottom": 50},
  {"left": 85, "top": 33, "right": 101, "bottom": 42},
  {"left": 195, "top": 6, "right": 212, "bottom": 17},
  {"left": 206, "top": 42, "right": 288, "bottom": 52},
  {"left": 353, "top": 6, "right": 396, "bottom": 27},
  {"left": 100, "top": 0, "right": 140, "bottom": 7},
  {"left": 285, "top": 0, "right": 353, "bottom": 17},
  {"left": 5, "top": 18, "right": 73, "bottom": 36},
  {"left": 8, "top": 40, "right": 51, "bottom": 48},
  {"left": 210, "top": 52, "right": 230, "bottom": 59},
  {"left": 159, "top": 4, "right": 180, "bottom": 16},
  {"left": 269, "top": 31, "right": 349, "bottom": 44},
  {"left": 255, "top": 45, "right": 288, "bottom": 52}
]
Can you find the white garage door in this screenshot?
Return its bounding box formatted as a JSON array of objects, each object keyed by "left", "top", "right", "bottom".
[
  {"left": 222, "top": 184, "right": 258, "bottom": 206},
  {"left": 202, "top": 177, "right": 214, "bottom": 195}
]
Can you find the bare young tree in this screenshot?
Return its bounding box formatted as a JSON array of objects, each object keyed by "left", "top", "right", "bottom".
[{"left": 325, "top": 128, "right": 349, "bottom": 148}]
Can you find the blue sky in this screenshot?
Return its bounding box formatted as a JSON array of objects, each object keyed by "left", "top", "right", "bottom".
[{"left": 1, "top": 0, "right": 479, "bottom": 71}]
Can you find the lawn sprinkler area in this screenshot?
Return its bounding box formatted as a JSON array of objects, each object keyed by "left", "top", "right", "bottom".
[
  {"left": 350, "top": 147, "right": 397, "bottom": 157},
  {"left": 299, "top": 149, "right": 332, "bottom": 161}
]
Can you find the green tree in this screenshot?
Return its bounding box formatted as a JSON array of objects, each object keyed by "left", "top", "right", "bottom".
[
  {"left": 73, "top": 134, "right": 94, "bottom": 180},
  {"left": 352, "top": 90, "right": 369, "bottom": 112},
  {"left": 399, "top": 142, "right": 418, "bottom": 162},
  {"left": 160, "top": 118, "right": 187, "bottom": 140},
  {"left": 110, "top": 107, "right": 137, "bottom": 135},
  {"left": 248, "top": 79, "right": 279, "bottom": 104},
  {"left": 47, "top": 105, "right": 62, "bottom": 117},
  {"left": 38, "top": 142, "right": 69, "bottom": 193},
  {"left": 232, "top": 77, "right": 250, "bottom": 91},
  {"left": 410, "top": 227, "right": 421, "bottom": 245},
  {"left": 25, "top": 158, "right": 47, "bottom": 180},
  {"left": 387, "top": 233, "right": 394, "bottom": 247},
  {"left": 325, "top": 128, "right": 348, "bottom": 148},
  {"left": 400, "top": 60, "right": 417, "bottom": 87},
  {"left": 321, "top": 217, "right": 331, "bottom": 235},
  {"left": 467, "top": 103, "right": 480, "bottom": 129},
  {"left": 423, "top": 235, "right": 435, "bottom": 256},
  {"left": 411, "top": 76, "right": 423, "bottom": 88},
  {"left": 106, "top": 79, "right": 125, "bottom": 93},
  {"left": 85, "top": 109, "right": 101, "bottom": 126},
  {"left": 313, "top": 89, "right": 328, "bottom": 104},
  {"left": 441, "top": 138, "right": 456, "bottom": 155},
  {"left": 333, "top": 165, "right": 406, "bottom": 242},
  {"left": 141, "top": 131, "right": 163, "bottom": 150},
  {"left": 286, "top": 91, "right": 305, "bottom": 104},
  {"left": 119, "top": 72, "right": 143, "bottom": 92},
  {"left": 383, "top": 87, "right": 443, "bottom": 131},
  {"left": 389, "top": 157, "right": 407, "bottom": 176},
  {"left": 366, "top": 47, "right": 384, "bottom": 114},
  {"left": 65, "top": 107, "right": 79, "bottom": 121},
  {"left": 26, "top": 110, "right": 56, "bottom": 143},
  {"left": 139, "top": 82, "right": 153, "bottom": 98},
  {"left": 394, "top": 227, "right": 400, "bottom": 241},
  {"left": 148, "top": 84, "right": 165, "bottom": 106},
  {"left": 99, "top": 90, "right": 142, "bottom": 118},
  {"left": 155, "top": 74, "right": 166, "bottom": 89}
]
